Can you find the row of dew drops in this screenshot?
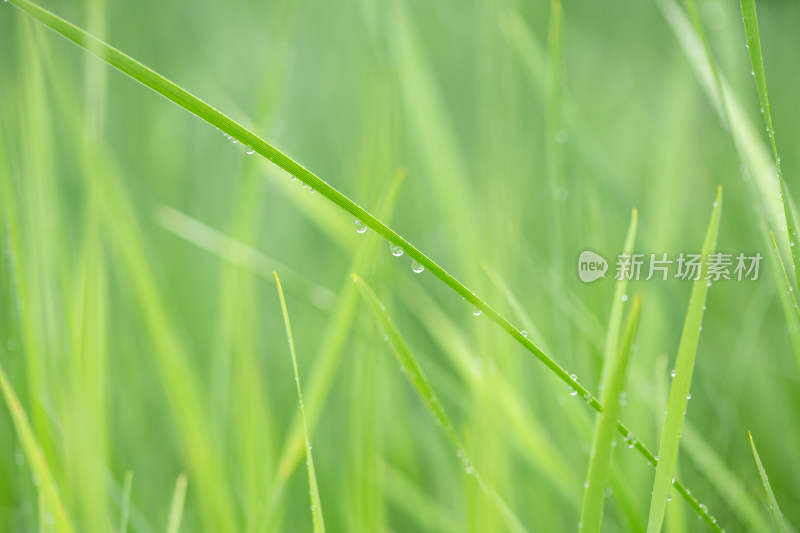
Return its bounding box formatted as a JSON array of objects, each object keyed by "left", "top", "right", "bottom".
[
  {"left": 219, "top": 130, "right": 521, "bottom": 322},
  {"left": 219, "top": 129, "right": 436, "bottom": 275},
  {"left": 355, "top": 219, "right": 425, "bottom": 273}
]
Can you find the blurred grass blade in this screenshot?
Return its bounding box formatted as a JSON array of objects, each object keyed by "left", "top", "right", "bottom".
[
  {"left": 580, "top": 295, "right": 641, "bottom": 533},
  {"left": 156, "top": 205, "right": 336, "bottom": 311},
  {"left": 600, "top": 208, "right": 638, "bottom": 394},
  {"left": 680, "top": 426, "right": 772, "bottom": 533},
  {"left": 545, "top": 0, "right": 569, "bottom": 358},
  {"left": 120, "top": 471, "right": 133, "bottom": 533},
  {"left": 647, "top": 186, "right": 723, "bottom": 533},
  {"left": 165, "top": 473, "right": 187, "bottom": 533},
  {"left": 682, "top": 0, "right": 729, "bottom": 127},
  {"left": 0, "top": 364, "right": 74, "bottom": 533},
  {"left": 749, "top": 433, "right": 789, "bottom": 533},
  {"left": 274, "top": 272, "right": 326, "bottom": 533},
  {"left": 351, "top": 274, "right": 528, "bottom": 533},
  {"left": 740, "top": 0, "right": 800, "bottom": 289}
]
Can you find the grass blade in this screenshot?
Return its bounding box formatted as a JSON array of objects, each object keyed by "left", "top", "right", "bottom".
[
  {"left": 0, "top": 364, "right": 74, "bottom": 533},
  {"left": 600, "top": 208, "right": 638, "bottom": 394},
  {"left": 119, "top": 471, "right": 133, "bottom": 533},
  {"left": 647, "top": 186, "right": 723, "bottom": 532},
  {"left": 351, "top": 273, "right": 528, "bottom": 533},
  {"left": 274, "top": 272, "right": 325, "bottom": 533},
  {"left": 740, "top": 0, "right": 800, "bottom": 289},
  {"left": 580, "top": 295, "right": 641, "bottom": 533},
  {"left": 165, "top": 473, "right": 187, "bottom": 533},
  {"left": 770, "top": 232, "right": 800, "bottom": 323},
  {"left": 4, "top": 1, "right": 724, "bottom": 523},
  {"left": 749, "top": 433, "right": 789, "bottom": 533}
]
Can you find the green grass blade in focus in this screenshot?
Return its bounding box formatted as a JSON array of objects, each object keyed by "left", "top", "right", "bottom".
[
  {"left": 740, "top": 0, "right": 800, "bottom": 291},
  {"left": 647, "top": 186, "right": 723, "bottom": 532},
  {"left": 580, "top": 295, "right": 641, "bottom": 533}
]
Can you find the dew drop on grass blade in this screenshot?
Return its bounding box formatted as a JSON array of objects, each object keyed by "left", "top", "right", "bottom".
[
  {"left": 274, "top": 272, "right": 326, "bottom": 533},
  {"left": 647, "top": 186, "right": 722, "bottom": 533},
  {"left": 740, "top": 0, "right": 800, "bottom": 289},
  {"left": 580, "top": 295, "right": 641, "bottom": 533}
]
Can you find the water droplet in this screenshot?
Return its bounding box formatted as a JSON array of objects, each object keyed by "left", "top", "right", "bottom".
[
  {"left": 390, "top": 244, "right": 404, "bottom": 256},
  {"left": 471, "top": 305, "right": 482, "bottom": 316},
  {"left": 411, "top": 259, "right": 424, "bottom": 273},
  {"left": 354, "top": 219, "right": 367, "bottom": 234},
  {"left": 583, "top": 481, "right": 590, "bottom": 488},
  {"left": 521, "top": 330, "right": 528, "bottom": 338},
  {"left": 667, "top": 494, "right": 672, "bottom": 502},
  {"left": 621, "top": 294, "right": 628, "bottom": 302},
  {"left": 465, "top": 465, "right": 473, "bottom": 475},
  {"left": 670, "top": 369, "right": 676, "bottom": 378},
  {"left": 309, "top": 188, "right": 316, "bottom": 194},
  {"left": 245, "top": 145, "right": 255, "bottom": 155},
  {"left": 706, "top": 281, "right": 711, "bottom": 287}
]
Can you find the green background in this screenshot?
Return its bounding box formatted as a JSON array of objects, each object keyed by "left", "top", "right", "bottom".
[{"left": 0, "top": 0, "right": 798, "bottom": 531}]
